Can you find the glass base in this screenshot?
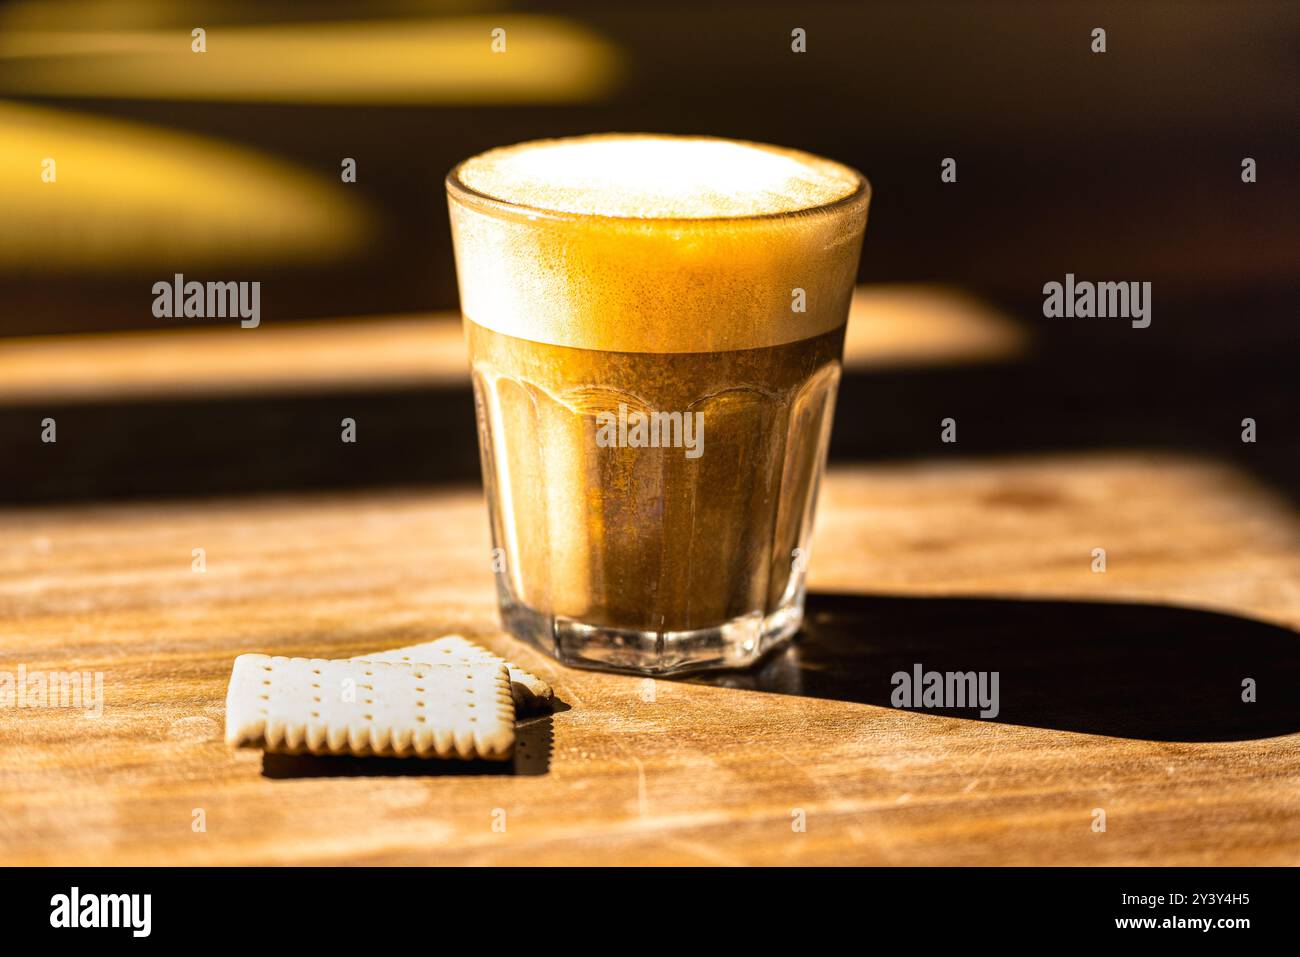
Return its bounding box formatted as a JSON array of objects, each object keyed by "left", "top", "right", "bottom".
[{"left": 501, "top": 597, "right": 805, "bottom": 676}]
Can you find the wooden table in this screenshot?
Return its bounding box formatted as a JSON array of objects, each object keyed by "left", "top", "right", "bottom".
[{"left": 2, "top": 296, "right": 1297, "bottom": 865}]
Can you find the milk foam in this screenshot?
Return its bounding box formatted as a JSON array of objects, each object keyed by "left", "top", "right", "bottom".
[
  {"left": 448, "top": 135, "right": 870, "bottom": 353},
  {"left": 455, "top": 134, "right": 862, "bottom": 219}
]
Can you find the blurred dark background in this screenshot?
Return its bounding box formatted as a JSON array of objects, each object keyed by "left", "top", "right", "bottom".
[{"left": 1, "top": 0, "right": 1296, "bottom": 505}]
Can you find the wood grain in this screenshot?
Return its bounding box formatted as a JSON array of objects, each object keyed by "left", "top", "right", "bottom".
[{"left": 1, "top": 452, "right": 1297, "bottom": 865}]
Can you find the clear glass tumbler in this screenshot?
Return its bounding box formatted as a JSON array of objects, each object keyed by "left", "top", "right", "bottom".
[{"left": 447, "top": 134, "right": 869, "bottom": 674}]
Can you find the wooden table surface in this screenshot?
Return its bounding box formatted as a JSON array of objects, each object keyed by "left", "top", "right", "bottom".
[{"left": 1, "top": 299, "right": 1297, "bottom": 865}]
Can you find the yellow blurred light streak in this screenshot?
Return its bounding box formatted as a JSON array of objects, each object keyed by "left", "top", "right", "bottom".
[
  {"left": 0, "top": 100, "right": 376, "bottom": 271},
  {"left": 844, "top": 285, "right": 1027, "bottom": 368},
  {"left": 0, "top": 17, "right": 621, "bottom": 103},
  {"left": 0, "top": 0, "right": 189, "bottom": 32},
  {"left": 0, "top": 286, "right": 1027, "bottom": 404}
]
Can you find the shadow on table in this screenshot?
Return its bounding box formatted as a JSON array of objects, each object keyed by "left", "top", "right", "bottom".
[
  {"left": 686, "top": 592, "right": 1300, "bottom": 743},
  {"left": 259, "top": 706, "right": 559, "bottom": 778}
]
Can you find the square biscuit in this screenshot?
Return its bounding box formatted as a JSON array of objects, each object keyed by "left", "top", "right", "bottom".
[
  {"left": 225, "top": 654, "right": 515, "bottom": 760},
  {"left": 361, "top": 635, "right": 553, "bottom": 714}
]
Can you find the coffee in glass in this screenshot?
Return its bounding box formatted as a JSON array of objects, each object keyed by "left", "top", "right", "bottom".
[{"left": 447, "top": 134, "right": 869, "bottom": 674}]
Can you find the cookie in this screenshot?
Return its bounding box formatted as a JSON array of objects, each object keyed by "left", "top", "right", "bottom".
[
  {"left": 362, "top": 635, "right": 553, "bottom": 713},
  {"left": 225, "top": 654, "right": 514, "bottom": 760}
]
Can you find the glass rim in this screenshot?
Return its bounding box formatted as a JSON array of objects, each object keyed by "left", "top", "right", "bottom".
[{"left": 445, "top": 136, "right": 871, "bottom": 227}]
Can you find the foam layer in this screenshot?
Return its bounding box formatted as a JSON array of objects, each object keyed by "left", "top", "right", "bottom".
[
  {"left": 454, "top": 134, "right": 862, "bottom": 219},
  {"left": 448, "top": 135, "right": 870, "bottom": 353}
]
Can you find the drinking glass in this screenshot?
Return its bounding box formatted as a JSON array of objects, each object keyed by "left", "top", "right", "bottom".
[{"left": 447, "top": 134, "right": 869, "bottom": 674}]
